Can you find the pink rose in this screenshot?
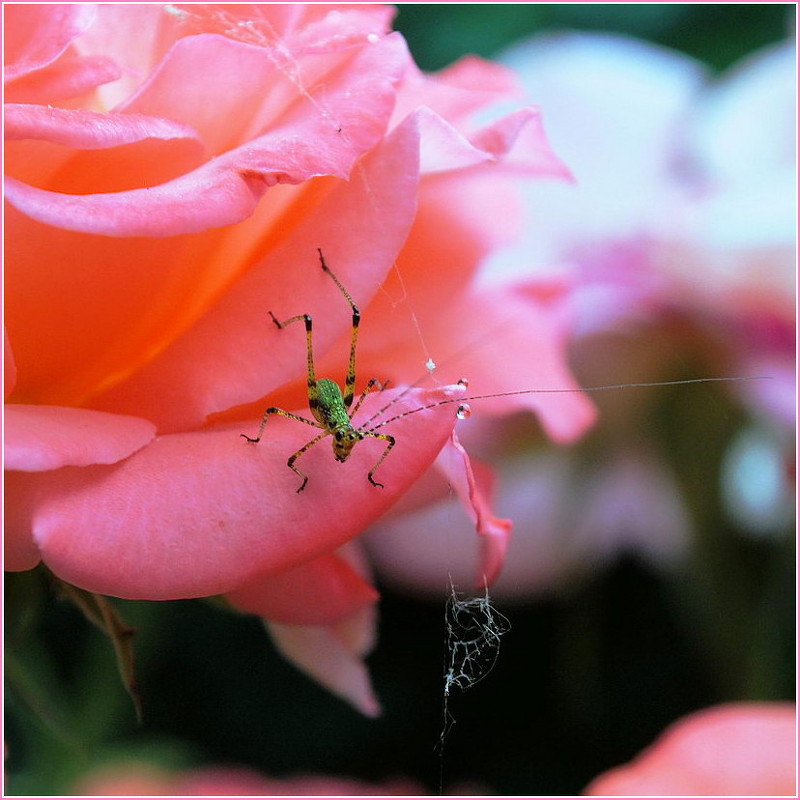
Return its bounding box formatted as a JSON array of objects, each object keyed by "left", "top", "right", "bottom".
[
  {"left": 584, "top": 702, "right": 797, "bottom": 796},
  {"left": 4, "top": 4, "right": 590, "bottom": 708}
]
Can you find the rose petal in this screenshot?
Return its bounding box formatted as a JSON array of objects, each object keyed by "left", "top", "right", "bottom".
[
  {"left": 5, "top": 55, "right": 122, "bottom": 104},
  {"left": 3, "top": 4, "right": 96, "bottom": 82},
  {"left": 4, "top": 471, "right": 42, "bottom": 571},
  {"left": 288, "top": 5, "right": 396, "bottom": 52},
  {"left": 4, "top": 405, "right": 156, "bottom": 471},
  {"left": 415, "top": 105, "right": 571, "bottom": 180},
  {"left": 267, "top": 606, "right": 381, "bottom": 718},
  {"left": 226, "top": 552, "right": 378, "bottom": 626},
  {"left": 4, "top": 329, "right": 17, "bottom": 399},
  {"left": 350, "top": 277, "right": 597, "bottom": 444},
  {"left": 5, "top": 38, "right": 414, "bottom": 412},
  {"left": 5, "top": 33, "right": 410, "bottom": 236},
  {"left": 67, "top": 5, "right": 183, "bottom": 107},
  {"left": 90, "top": 113, "right": 422, "bottom": 431},
  {"left": 394, "top": 55, "right": 523, "bottom": 128},
  {"left": 5, "top": 104, "right": 201, "bottom": 150},
  {"left": 435, "top": 433, "right": 512, "bottom": 586},
  {"left": 26, "top": 386, "right": 462, "bottom": 599}
]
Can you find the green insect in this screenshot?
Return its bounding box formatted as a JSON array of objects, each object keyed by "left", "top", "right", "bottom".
[
  {"left": 241, "top": 249, "right": 396, "bottom": 493},
  {"left": 243, "top": 250, "right": 761, "bottom": 493}
]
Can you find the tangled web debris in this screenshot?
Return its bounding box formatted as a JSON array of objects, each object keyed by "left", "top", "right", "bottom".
[
  {"left": 443, "top": 579, "right": 511, "bottom": 696},
  {"left": 439, "top": 578, "right": 511, "bottom": 780}
]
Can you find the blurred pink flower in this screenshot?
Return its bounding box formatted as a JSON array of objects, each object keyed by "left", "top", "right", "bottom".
[
  {"left": 584, "top": 702, "right": 797, "bottom": 796},
  {"left": 500, "top": 31, "right": 795, "bottom": 418},
  {"left": 4, "top": 4, "right": 589, "bottom": 709},
  {"left": 368, "top": 31, "right": 795, "bottom": 597}
]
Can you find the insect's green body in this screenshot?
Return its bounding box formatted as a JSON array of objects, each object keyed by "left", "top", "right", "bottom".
[
  {"left": 313, "top": 377, "right": 365, "bottom": 463},
  {"left": 313, "top": 378, "right": 350, "bottom": 427}
]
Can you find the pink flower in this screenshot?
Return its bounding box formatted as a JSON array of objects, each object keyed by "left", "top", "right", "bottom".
[
  {"left": 4, "top": 5, "right": 588, "bottom": 708},
  {"left": 367, "top": 30, "right": 795, "bottom": 598},
  {"left": 584, "top": 702, "right": 797, "bottom": 796},
  {"left": 500, "top": 31, "right": 795, "bottom": 421}
]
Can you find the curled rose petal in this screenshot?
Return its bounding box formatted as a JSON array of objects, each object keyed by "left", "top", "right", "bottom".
[
  {"left": 3, "top": 4, "right": 96, "bottom": 82},
  {"left": 435, "top": 433, "right": 512, "bottom": 586},
  {"left": 226, "top": 552, "right": 378, "bottom": 626},
  {"left": 267, "top": 606, "right": 381, "bottom": 718},
  {"left": 5, "top": 55, "right": 122, "bottom": 105},
  {"left": 415, "top": 104, "right": 572, "bottom": 179},
  {"left": 27, "top": 387, "right": 462, "bottom": 599},
  {"left": 4, "top": 33, "right": 410, "bottom": 237},
  {"left": 4, "top": 405, "right": 156, "bottom": 471},
  {"left": 5, "top": 104, "right": 201, "bottom": 150}
]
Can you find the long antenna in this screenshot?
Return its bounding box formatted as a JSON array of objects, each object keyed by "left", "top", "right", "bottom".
[{"left": 362, "top": 376, "right": 769, "bottom": 433}]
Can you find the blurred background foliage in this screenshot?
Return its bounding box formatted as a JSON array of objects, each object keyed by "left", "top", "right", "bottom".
[
  {"left": 4, "top": 3, "right": 795, "bottom": 796},
  {"left": 396, "top": 2, "right": 791, "bottom": 73}
]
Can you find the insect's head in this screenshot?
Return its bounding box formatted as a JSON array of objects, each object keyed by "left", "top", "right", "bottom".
[{"left": 332, "top": 424, "right": 363, "bottom": 462}]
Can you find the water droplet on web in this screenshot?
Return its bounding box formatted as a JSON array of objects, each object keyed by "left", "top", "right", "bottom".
[
  {"left": 456, "top": 404, "right": 472, "bottom": 420},
  {"left": 425, "top": 358, "right": 437, "bottom": 373},
  {"left": 457, "top": 378, "right": 469, "bottom": 389}
]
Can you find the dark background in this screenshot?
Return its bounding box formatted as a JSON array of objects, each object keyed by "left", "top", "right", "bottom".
[{"left": 5, "top": 4, "right": 794, "bottom": 796}]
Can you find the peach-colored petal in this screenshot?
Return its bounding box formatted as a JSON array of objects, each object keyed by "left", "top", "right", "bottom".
[
  {"left": 5, "top": 33, "right": 409, "bottom": 236},
  {"left": 414, "top": 103, "right": 571, "bottom": 179},
  {"left": 26, "top": 387, "right": 460, "bottom": 599},
  {"left": 393, "top": 54, "right": 523, "bottom": 129},
  {"left": 4, "top": 329, "right": 17, "bottom": 399},
  {"left": 69, "top": 5, "right": 186, "bottom": 107},
  {"left": 435, "top": 434, "right": 512, "bottom": 586},
  {"left": 479, "top": 106, "right": 575, "bottom": 180},
  {"left": 226, "top": 552, "right": 378, "bottom": 626},
  {"left": 4, "top": 55, "right": 122, "bottom": 105},
  {"left": 285, "top": 5, "right": 396, "bottom": 52},
  {"left": 90, "top": 113, "right": 422, "bottom": 431},
  {"left": 444, "top": 285, "right": 597, "bottom": 443},
  {"left": 5, "top": 39, "right": 411, "bottom": 412},
  {"left": 5, "top": 104, "right": 200, "bottom": 149},
  {"left": 353, "top": 278, "right": 597, "bottom": 444},
  {"left": 267, "top": 605, "right": 381, "bottom": 718},
  {"left": 3, "top": 4, "right": 96, "bottom": 82},
  {"left": 3, "top": 471, "right": 41, "bottom": 571},
  {"left": 4, "top": 405, "right": 156, "bottom": 472},
  {"left": 584, "top": 702, "right": 797, "bottom": 797}
]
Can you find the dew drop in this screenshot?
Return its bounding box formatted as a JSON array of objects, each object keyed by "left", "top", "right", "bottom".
[
  {"left": 425, "top": 358, "right": 437, "bottom": 373},
  {"left": 457, "top": 377, "right": 469, "bottom": 389},
  {"left": 456, "top": 404, "right": 472, "bottom": 420},
  {"left": 366, "top": 32, "right": 380, "bottom": 43}
]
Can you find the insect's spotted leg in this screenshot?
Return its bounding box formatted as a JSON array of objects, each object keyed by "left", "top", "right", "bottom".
[
  {"left": 317, "top": 248, "right": 360, "bottom": 409},
  {"left": 240, "top": 407, "right": 321, "bottom": 445},
  {"left": 363, "top": 431, "right": 396, "bottom": 488},
  {"left": 349, "top": 377, "right": 388, "bottom": 418},
  {"left": 287, "top": 430, "right": 330, "bottom": 493}
]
